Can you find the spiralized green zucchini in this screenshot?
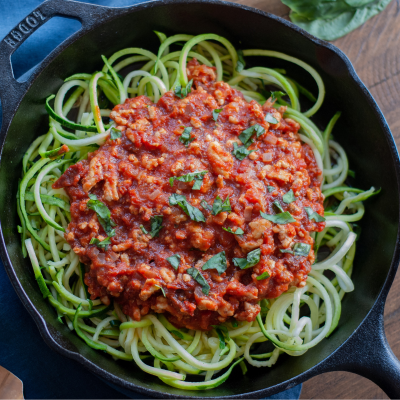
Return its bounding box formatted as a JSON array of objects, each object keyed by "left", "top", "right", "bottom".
[{"left": 18, "top": 32, "right": 378, "bottom": 390}]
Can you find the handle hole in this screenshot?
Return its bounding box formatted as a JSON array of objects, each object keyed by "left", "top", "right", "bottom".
[{"left": 11, "top": 16, "right": 81, "bottom": 82}]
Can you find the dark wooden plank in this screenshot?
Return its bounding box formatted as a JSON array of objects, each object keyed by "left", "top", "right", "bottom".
[{"left": 226, "top": 0, "right": 400, "bottom": 397}]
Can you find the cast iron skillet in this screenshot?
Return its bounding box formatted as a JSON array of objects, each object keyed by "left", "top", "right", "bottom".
[{"left": 1, "top": 0, "right": 400, "bottom": 398}]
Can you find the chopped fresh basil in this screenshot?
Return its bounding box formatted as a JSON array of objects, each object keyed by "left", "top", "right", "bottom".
[
  {"left": 239, "top": 124, "right": 265, "bottom": 147},
  {"left": 265, "top": 91, "right": 286, "bottom": 102},
  {"left": 282, "top": 189, "right": 296, "bottom": 204},
  {"left": 260, "top": 211, "right": 296, "bottom": 224},
  {"left": 169, "top": 170, "right": 207, "bottom": 191},
  {"left": 201, "top": 199, "right": 212, "bottom": 211},
  {"left": 169, "top": 194, "right": 205, "bottom": 222},
  {"left": 140, "top": 225, "right": 148, "bottom": 234},
  {"left": 256, "top": 271, "right": 270, "bottom": 281},
  {"left": 87, "top": 194, "right": 116, "bottom": 237},
  {"left": 211, "top": 324, "right": 230, "bottom": 349},
  {"left": 265, "top": 113, "right": 278, "bottom": 124},
  {"left": 167, "top": 254, "right": 181, "bottom": 270},
  {"left": 280, "top": 242, "right": 311, "bottom": 257},
  {"left": 90, "top": 236, "right": 111, "bottom": 250},
  {"left": 156, "top": 285, "right": 166, "bottom": 297},
  {"left": 186, "top": 268, "right": 210, "bottom": 295},
  {"left": 236, "top": 49, "right": 246, "bottom": 72},
  {"left": 175, "top": 79, "right": 193, "bottom": 99},
  {"left": 233, "top": 248, "right": 261, "bottom": 270},
  {"left": 267, "top": 186, "right": 276, "bottom": 193},
  {"left": 293, "top": 242, "right": 311, "bottom": 257},
  {"left": 231, "top": 319, "right": 238, "bottom": 328},
  {"left": 213, "top": 108, "right": 223, "bottom": 122},
  {"left": 232, "top": 142, "right": 255, "bottom": 161},
  {"left": 212, "top": 196, "right": 231, "bottom": 215},
  {"left": 179, "top": 126, "right": 195, "bottom": 147},
  {"left": 110, "top": 127, "right": 122, "bottom": 140},
  {"left": 149, "top": 215, "right": 163, "bottom": 238},
  {"left": 222, "top": 227, "right": 244, "bottom": 235},
  {"left": 305, "top": 207, "right": 326, "bottom": 222},
  {"left": 202, "top": 251, "right": 227, "bottom": 275},
  {"left": 273, "top": 200, "right": 284, "bottom": 213}
]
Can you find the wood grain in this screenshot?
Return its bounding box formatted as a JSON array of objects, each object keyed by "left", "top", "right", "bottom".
[
  {"left": 227, "top": 0, "right": 400, "bottom": 397},
  {"left": 0, "top": 365, "right": 23, "bottom": 399}
]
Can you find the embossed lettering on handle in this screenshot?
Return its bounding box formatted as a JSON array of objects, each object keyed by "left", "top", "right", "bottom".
[{"left": 3, "top": 9, "right": 46, "bottom": 48}]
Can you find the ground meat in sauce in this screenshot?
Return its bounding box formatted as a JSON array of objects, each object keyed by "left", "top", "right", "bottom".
[{"left": 54, "top": 59, "right": 325, "bottom": 331}]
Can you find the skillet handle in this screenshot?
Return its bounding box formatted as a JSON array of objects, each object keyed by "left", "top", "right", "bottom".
[
  {"left": 323, "top": 299, "right": 400, "bottom": 398},
  {"left": 0, "top": 0, "right": 115, "bottom": 131}
]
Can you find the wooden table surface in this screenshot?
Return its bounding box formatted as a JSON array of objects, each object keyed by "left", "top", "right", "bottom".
[{"left": 225, "top": 0, "right": 400, "bottom": 398}]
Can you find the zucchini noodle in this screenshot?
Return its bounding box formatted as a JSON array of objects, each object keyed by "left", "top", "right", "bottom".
[{"left": 18, "top": 32, "right": 378, "bottom": 390}]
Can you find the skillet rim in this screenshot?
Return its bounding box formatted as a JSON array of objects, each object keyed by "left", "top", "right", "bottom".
[{"left": 1, "top": 0, "right": 400, "bottom": 398}]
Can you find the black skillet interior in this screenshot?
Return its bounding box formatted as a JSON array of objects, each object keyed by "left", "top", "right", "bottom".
[{"left": 0, "top": 0, "right": 400, "bottom": 398}]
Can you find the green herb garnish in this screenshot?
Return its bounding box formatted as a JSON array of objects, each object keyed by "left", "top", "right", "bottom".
[
  {"left": 233, "top": 248, "right": 261, "bottom": 270},
  {"left": 167, "top": 254, "right": 181, "bottom": 270},
  {"left": 201, "top": 200, "right": 212, "bottom": 211},
  {"left": 179, "top": 127, "right": 195, "bottom": 147},
  {"left": 260, "top": 211, "right": 296, "bottom": 224},
  {"left": 87, "top": 194, "right": 116, "bottom": 237},
  {"left": 90, "top": 236, "right": 112, "bottom": 250},
  {"left": 239, "top": 124, "right": 265, "bottom": 147},
  {"left": 169, "top": 170, "right": 207, "bottom": 191},
  {"left": 305, "top": 207, "right": 325, "bottom": 222},
  {"left": 202, "top": 251, "right": 227, "bottom": 275},
  {"left": 186, "top": 268, "right": 210, "bottom": 295},
  {"left": 169, "top": 194, "right": 205, "bottom": 222},
  {"left": 140, "top": 225, "right": 148, "bottom": 234},
  {"left": 212, "top": 196, "right": 231, "bottom": 215},
  {"left": 265, "top": 113, "right": 278, "bottom": 124},
  {"left": 267, "top": 186, "right": 276, "bottom": 193},
  {"left": 149, "top": 215, "right": 163, "bottom": 238},
  {"left": 256, "top": 271, "right": 270, "bottom": 281},
  {"left": 175, "top": 79, "right": 193, "bottom": 99},
  {"left": 282, "top": 190, "right": 296, "bottom": 204},
  {"left": 236, "top": 49, "right": 246, "bottom": 72},
  {"left": 273, "top": 200, "right": 284, "bottom": 213},
  {"left": 232, "top": 142, "right": 255, "bottom": 160},
  {"left": 280, "top": 242, "right": 311, "bottom": 257},
  {"left": 213, "top": 108, "right": 223, "bottom": 122},
  {"left": 222, "top": 227, "right": 244, "bottom": 235},
  {"left": 110, "top": 127, "right": 122, "bottom": 140}
]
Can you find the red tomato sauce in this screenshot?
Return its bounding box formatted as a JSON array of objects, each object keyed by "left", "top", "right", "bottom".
[{"left": 54, "top": 60, "right": 325, "bottom": 330}]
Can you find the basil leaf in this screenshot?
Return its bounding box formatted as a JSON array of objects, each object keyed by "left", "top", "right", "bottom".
[
  {"left": 214, "top": 327, "right": 226, "bottom": 349},
  {"left": 232, "top": 142, "right": 255, "bottom": 161},
  {"left": 222, "top": 227, "right": 244, "bottom": 235},
  {"left": 256, "top": 271, "right": 270, "bottom": 281},
  {"left": 239, "top": 124, "right": 265, "bottom": 147},
  {"left": 167, "top": 254, "right": 181, "bottom": 270},
  {"left": 212, "top": 196, "right": 231, "bottom": 215},
  {"left": 150, "top": 215, "right": 163, "bottom": 238},
  {"left": 169, "top": 194, "right": 205, "bottom": 222},
  {"left": 266, "top": 91, "right": 286, "bottom": 102},
  {"left": 284, "top": 0, "right": 391, "bottom": 41},
  {"left": 202, "top": 251, "right": 227, "bottom": 275},
  {"left": 90, "top": 236, "right": 111, "bottom": 250},
  {"left": 265, "top": 113, "right": 278, "bottom": 124},
  {"left": 110, "top": 127, "right": 122, "bottom": 140},
  {"left": 179, "top": 127, "right": 195, "bottom": 147},
  {"left": 260, "top": 211, "right": 296, "bottom": 224},
  {"left": 280, "top": 242, "right": 311, "bottom": 257},
  {"left": 273, "top": 200, "right": 284, "bottom": 213},
  {"left": 293, "top": 242, "right": 311, "bottom": 257},
  {"left": 236, "top": 49, "right": 246, "bottom": 72},
  {"left": 175, "top": 79, "right": 193, "bottom": 99},
  {"left": 282, "top": 190, "right": 296, "bottom": 204},
  {"left": 140, "top": 225, "right": 148, "bottom": 234},
  {"left": 213, "top": 108, "right": 223, "bottom": 122},
  {"left": 305, "top": 207, "right": 326, "bottom": 222},
  {"left": 186, "top": 268, "right": 210, "bottom": 295},
  {"left": 170, "top": 170, "right": 207, "bottom": 191},
  {"left": 233, "top": 248, "right": 261, "bottom": 270},
  {"left": 87, "top": 194, "right": 116, "bottom": 237},
  {"left": 201, "top": 200, "right": 212, "bottom": 211},
  {"left": 155, "top": 285, "right": 166, "bottom": 297},
  {"left": 267, "top": 186, "right": 276, "bottom": 193},
  {"left": 231, "top": 319, "right": 238, "bottom": 328}
]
